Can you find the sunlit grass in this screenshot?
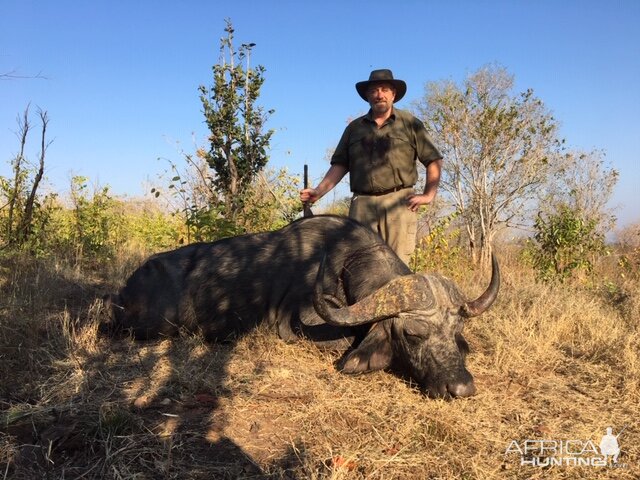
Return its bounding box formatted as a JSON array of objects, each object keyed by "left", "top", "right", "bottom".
[{"left": 1, "top": 248, "right": 638, "bottom": 478}]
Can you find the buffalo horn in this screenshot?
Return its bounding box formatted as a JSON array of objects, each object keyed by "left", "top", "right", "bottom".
[
  {"left": 313, "top": 254, "right": 436, "bottom": 326},
  {"left": 461, "top": 253, "right": 500, "bottom": 317}
]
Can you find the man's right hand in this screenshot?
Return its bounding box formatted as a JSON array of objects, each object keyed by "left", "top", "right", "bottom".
[
  {"left": 299, "top": 164, "right": 348, "bottom": 206},
  {"left": 300, "top": 188, "right": 321, "bottom": 204}
]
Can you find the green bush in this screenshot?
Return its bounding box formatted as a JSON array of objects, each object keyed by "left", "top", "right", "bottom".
[
  {"left": 524, "top": 206, "right": 609, "bottom": 282},
  {"left": 410, "top": 212, "right": 462, "bottom": 274}
]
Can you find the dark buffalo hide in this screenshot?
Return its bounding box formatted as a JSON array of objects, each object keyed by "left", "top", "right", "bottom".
[{"left": 104, "top": 215, "right": 499, "bottom": 398}]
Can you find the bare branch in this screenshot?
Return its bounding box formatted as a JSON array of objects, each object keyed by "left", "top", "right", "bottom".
[
  {"left": 0, "top": 70, "right": 48, "bottom": 80},
  {"left": 6, "top": 105, "right": 31, "bottom": 240},
  {"left": 18, "top": 108, "right": 49, "bottom": 240}
]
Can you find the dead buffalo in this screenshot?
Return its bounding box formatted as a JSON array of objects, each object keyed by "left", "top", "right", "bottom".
[{"left": 103, "top": 215, "right": 499, "bottom": 398}]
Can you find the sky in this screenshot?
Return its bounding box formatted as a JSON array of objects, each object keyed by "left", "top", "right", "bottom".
[{"left": 1, "top": 0, "right": 639, "bottom": 227}]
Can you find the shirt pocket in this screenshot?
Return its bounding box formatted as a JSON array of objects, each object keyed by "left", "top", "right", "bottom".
[
  {"left": 387, "top": 132, "right": 416, "bottom": 162},
  {"left": 347, "top": 131, "right": 373, "bottom": 163}
]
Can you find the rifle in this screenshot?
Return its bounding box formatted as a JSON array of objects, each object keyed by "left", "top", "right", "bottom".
[
  {"left": 616, "top": 425, "right": 628, "bottom": 438},
  {"left": 303, "top": 164, "right": 313, "bottom": 218}
]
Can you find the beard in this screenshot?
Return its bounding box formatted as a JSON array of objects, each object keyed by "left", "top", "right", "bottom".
[{"left": 370, "top": 100, "right": 391, "bottom": 115}]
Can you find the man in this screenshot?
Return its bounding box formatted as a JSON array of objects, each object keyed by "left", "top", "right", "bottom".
[
  {"left": 300, "top": 69, "right": 443, "bottom": 265},
  {"left": 599, "top": 427, "right": 621, "bottom": 463}
]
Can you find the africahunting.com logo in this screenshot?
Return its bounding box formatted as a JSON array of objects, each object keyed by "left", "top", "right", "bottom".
[{"left": 504, "top": 426, "right": 629, "bottom": 468}]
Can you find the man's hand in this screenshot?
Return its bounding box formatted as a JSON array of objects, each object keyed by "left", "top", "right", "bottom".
[
  {"left": 407, "top": 159, "right": 442, "bottom": 212},
  {"left": 300, "top": 188, "right": 322, "bottom": 204},
  {"left": 299, "top": 164, "right": 348, "bottom": 206},
  {"left": 406, "top": 193, "right": 435, "bottom": 212}
]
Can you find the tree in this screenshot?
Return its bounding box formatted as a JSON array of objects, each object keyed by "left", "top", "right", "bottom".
[
  {"left": 413, "top": 65, "right": 564, "bottom": 265},
  {"left": 1, "top": 105, "right": 51, "bottom": 247},
  {"left": 542, "top": 149, "right": 618, "bottom": 234},
  {"left": 154, "top": 147, "right": 301, "bottom": 243},
  {"left": 198, "top": 19, "right": 274, "bottom": 221},
  {"left": 18, "top": 109, "right": 49, "bottom": 242},
  {"left": 616, "top": 222, "right": 640, "bottom": 252},
  {"left": 526, "top": 206, "right": 608, "bottom": 282},
  {"left": 153, "top": 145, "right": 222, "bottom": 243},
  {"left": 525, "top": 149, "right": 618, "bottom": 282},
  {"left": 616, "top": 221, "right": 640, "bottom": 277}
]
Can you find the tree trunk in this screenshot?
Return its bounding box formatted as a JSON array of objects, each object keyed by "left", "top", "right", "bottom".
[
  {"left": 7, "top": 107, "right": 30, "bottom": 243},
  {"left": 18, "top": 110, "right": 48, "bottom": 242}
]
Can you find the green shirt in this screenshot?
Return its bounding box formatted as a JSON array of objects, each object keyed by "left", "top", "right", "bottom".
[{"left": 331, "top": 108, "right": 442, "bottom": 194}]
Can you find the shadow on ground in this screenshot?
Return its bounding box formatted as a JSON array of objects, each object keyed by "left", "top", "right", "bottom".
[{"left": 0, "top": 255, "right": 313, "bottom": 479}]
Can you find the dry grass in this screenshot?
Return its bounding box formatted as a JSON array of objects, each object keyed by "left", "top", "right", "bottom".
[{"left": 0, "top": 248, "right": 639, "bottom": 479}]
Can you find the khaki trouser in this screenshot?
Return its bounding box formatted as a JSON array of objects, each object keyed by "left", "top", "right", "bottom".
[{"left": 348, "top": 187, "right": 417, "bottom": 266}]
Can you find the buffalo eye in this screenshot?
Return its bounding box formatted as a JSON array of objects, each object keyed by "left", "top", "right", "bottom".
[{"left": 404, "top": 331, "right": 427, "bottom": 345}]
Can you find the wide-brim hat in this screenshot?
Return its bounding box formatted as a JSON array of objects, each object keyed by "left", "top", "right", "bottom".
[{"left": 355, "top": 69, "right": 407, "bottom": 102}]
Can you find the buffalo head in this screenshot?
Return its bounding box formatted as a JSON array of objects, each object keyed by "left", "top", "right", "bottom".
[{"left": 314, "top": 254, "right": 500, "bottom": 398}]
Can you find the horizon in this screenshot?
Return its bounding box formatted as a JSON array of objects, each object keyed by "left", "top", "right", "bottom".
[{"left": 1, "top": 0, "right": 638, "bottom": 228}]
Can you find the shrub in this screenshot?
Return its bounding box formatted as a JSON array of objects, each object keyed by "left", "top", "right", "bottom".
[
  {"left": 524, "top": 205, "right": 609, "bottom": 282},
  {"left": 410, "top": 211, "right": 462, "bottom": 274}
]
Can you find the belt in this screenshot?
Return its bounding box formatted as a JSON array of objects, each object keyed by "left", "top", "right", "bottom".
[{"left": 352, "top": 185, "right": 409, "bottom": 196}]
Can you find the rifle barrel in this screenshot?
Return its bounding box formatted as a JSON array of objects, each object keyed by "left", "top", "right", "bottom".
[{"left": 302, "top": 164, "right": 313, "bottom": 218}]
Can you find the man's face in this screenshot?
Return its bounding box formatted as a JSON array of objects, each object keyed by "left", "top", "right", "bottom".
[{"left": 367, "top": 82, "right": 396, "bottom": 115}]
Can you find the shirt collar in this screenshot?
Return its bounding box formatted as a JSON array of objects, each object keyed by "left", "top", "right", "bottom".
[{"left": 364, "top": 107, "right": 396, "bottom": 124}]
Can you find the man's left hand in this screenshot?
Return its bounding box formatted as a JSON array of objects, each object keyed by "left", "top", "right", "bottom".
[{"left": 406, "top": 193, "right": 434, "bottom": 212}]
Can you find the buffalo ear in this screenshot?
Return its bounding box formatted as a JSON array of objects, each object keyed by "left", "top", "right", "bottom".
[
  {"left": 337, "top": 322, "right": 392, "bottom": 374},
  {"left": 102, "top": 294, "right": 118, "bottom": 317},
  {"left": 99, "top": 293, "right": 120, "bottom": 335}
]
